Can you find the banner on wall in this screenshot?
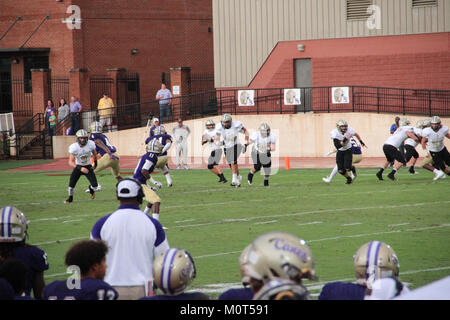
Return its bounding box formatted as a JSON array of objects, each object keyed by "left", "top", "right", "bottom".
[
  {"left": 284, "top": 89, "right": 301, "bottom": 105},
  {"left": 238, "top": 90, "right": 255, "bottom": 106},
  {"left": 332, "top": 87, "right": 350, "bottom": 104}
]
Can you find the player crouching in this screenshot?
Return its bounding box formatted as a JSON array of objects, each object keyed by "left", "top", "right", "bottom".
[
  {"left": 65, "top": 129, "right": 99, "bottom": 203},
  {"left": 247, "top": 123, "right": 276, "bottom": 187}
]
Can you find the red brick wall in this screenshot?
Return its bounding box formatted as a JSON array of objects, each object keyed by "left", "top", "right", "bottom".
[
  {"left": 0, "top": 0, "right": 214, "bottom": 102},
  {"left": 249, "top": 33, "right": 450, "bottom": 90}
]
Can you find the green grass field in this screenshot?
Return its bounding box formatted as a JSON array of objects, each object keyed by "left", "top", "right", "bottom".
[{"left": 0, "top": 163, "right": 449, "bottom": 299}]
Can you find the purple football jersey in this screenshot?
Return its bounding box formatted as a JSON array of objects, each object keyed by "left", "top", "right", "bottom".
[
  {"left": 318, "top": 282, "right": 366, "bottom": 300},
  {"left": 89, "top": 133, "right": 117, "bottom": 156},
  {"left": 140, "top": 292, "right": 209, "bottom": 300},
  {"left": 43, "top": 278, "right": 118, "bottom": 300},
  {"left": 219, "top": 287, "right": 254, "bottom": 300}
]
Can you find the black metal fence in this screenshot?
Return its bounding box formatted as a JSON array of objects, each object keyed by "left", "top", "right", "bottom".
[
  {"left": 90, "top": 76, "right": 114, "bottom": 109},
  {"left": 11, "top": 77, "right": 33, "bottom": 117}
]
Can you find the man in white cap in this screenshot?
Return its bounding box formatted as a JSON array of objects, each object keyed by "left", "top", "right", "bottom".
[{"left": 90, "top": 178, "right": 170, "bottom": 300}]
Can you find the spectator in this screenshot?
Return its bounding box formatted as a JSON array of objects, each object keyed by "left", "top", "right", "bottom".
[
  {"left": 57, "top": 98, "right": 69, "bottom": 123},
  {"left": 0, "top": 206, "right": 49, "bottom": 299},
  {"left": 69, "top": 96, "right": 83, "bottom": 135},
  {"left": 44, "top": 99, "right": 56, "bottom": 135},
  {"left": 48, "top": 110, "right": 57, "bottom": 137},
  {"left": 172, "top": 118, "right": 190, "bottom": 170},
  {"left": 390, "top": 116, "right": 401, "bottom": 134},
  {"left": 90, "top": 178, "right": 170, "bottom": 300},
  {"left": 97, "top": 93, "right": 115, "bottom": 132},
  {"left": 42, "top": 240, "right": 118, "bottom": 300},
  {"left": 0, "top": 259, "right": 33, "bottom": 300},
  {"left": 155, "top": 83, "right": 172, "bottom": 124}
]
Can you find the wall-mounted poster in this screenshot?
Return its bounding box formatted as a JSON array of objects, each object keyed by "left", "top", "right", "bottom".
[
  {"left": 238, "top": 90, "right": 255, "bottom": 106},
  {"left": 284, "top": 89, "right": 301, "bottom": 105},
  {"left": 332, "top": 87, "right": 350, "bottom": 104}
]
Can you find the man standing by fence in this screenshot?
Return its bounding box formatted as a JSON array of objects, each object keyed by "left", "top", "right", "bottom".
[
  {"left": 172, "top": 118, "right": 190, "bottom": 170},
  {"left": 155, "top": 83, "right": 172, "bottom": 124},
  {"left": 69, "top": 96, "right": 83, "bottom": 135},
  {"left": 97, "top": 93, "right": 115, "bottom": 132}
]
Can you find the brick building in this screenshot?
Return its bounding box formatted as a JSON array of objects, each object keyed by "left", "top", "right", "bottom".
[{"left": 0, "top": 0, "right": 214, "bottom": 126}]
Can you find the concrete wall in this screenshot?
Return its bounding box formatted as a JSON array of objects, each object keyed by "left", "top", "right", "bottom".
[{"left": 53, "top": 113, "right": 450, "bottom": 160}]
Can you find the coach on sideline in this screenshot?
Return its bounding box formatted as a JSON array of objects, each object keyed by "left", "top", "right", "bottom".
[{"left": 90, "top": 178, "right": 170, "bottom": 300}]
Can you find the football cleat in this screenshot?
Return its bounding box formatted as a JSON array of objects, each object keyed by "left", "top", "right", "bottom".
[
  {"left": 322, "top": 177, "right": 331, "bottom": 183},
  {"left": 433, "top": 171, "right": 445, "bottom": 181},
  {"left": 346, "top": 176, "right": 353, "bottom": 184},
  {"left": 85, "top": 185, "right": 102, "bottom": 193},
  {"left": 153, "top": 180, "right": 163, "bottom": 188},
  {"left": 376, "top": 171, "right": 384, "bottom": 181},
  {"left": 153, "top": 248, "right": 196, "bottom": 296},
  {"left": 387, "top": 171, "right": 396, "bottom": 181},
  {"left": 248, "top": 173, "right": 253, "bottom": 185},
  {"left": 64, "top": 196, "right": 73, "bottom": 204},
  {"left": 264, "top": 180, "right": 269, "bottom": 187}
]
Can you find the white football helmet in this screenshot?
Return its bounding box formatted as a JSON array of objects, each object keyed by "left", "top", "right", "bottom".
[
  {"left": 89, "top": 121, "right": 103, "bottom": 134},
  {"left": 245, "top": 232, "right": 316, "bottom": 284},
  {"left": 430, "top": 116, "right": 442, "bottom": 131},
  {"left": 0, "top": 206, "right": 28, "bottom": 242},
  {"left": 336, "top": 120, "right": 348, "bottom": 134},
  {"left": 259, "top": 123, "right": 270, "bottom": 138},
  {"left": 353, "top": 241, "right": 400, "bottom": 289},
  {"left": 253, "top": 278, "right": 311, "bottom": 300},
  {"left": 221, "top": 114, "right": 232, "bottom": 129},
  {"left": 153, "top": 248, "right": 197, "bottom": 296},
  {"left": 75, "top": 129, "right": 89, "bottom": 146},
  {"left": 146, "top": 138, "right": 163, "bottom": 154},
  {"left": 205, "top": 119, "right": 215, "bottom": 131},
  {"left": 399, "top": 118, "right": 411, "bottom": 127}
]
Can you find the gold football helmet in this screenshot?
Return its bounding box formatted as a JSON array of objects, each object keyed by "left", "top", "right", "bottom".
[
  {"left": 75, "top": 129, "right": 89, "bottom": 146},
  {"left": 422, "top": 118, "right": 432, "bottom": 128},
  {"left": 239, "top": 244, "right": 252, "bottom": 285},
  {"left": 245, "top": 232, "right": 316, "bottom": 284},
  {"left": 89, "top": 121, "right": 103, "bottom": 134},
  {"left": 353, "top": 241, "right": 400, "bottom": 289},
  {"left": 221, "top": 114, "right": 232, "bottom": 129},
  {"left": 415, "top": 120, "right": 424, "bottom": 129},
  {"left": 399, "top": 118, "right": 411, "bottom": 127},
  {"left": 336, "top": 120, "right": 348, "bottom": 134},
  {"left": 152, "top": 125, "right": 167, "bottom": 136},
  {"left": 205, "top": 119, "right": 215, "bottom": 131},
  {"left": 259, "top": 123, "right": 270, "bottom": 138},
  {"left": 430, "top": 116, "right": 442, "bottom": 131},
  {"left": 146, "top": 138, "right": 163, "bottom": 154},
  {"left": 153, "top": 248, "right": 197, "bottom": 296},
  {"left": 0, "top": 206, "right": 28, "bottom": 242},
  {"left": 253, "top": 278, "right": 311, "bottom": 300}
]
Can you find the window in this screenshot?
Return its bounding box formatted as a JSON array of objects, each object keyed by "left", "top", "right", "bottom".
[
  {"left": 346, "top": 0, "right": 373, "bottom": 20},
  {"left": 23, "top": 56, "right": 49, "bottom": 93},
  {"left": 412, "top": 0, "right": 437, "bottom": 7}
]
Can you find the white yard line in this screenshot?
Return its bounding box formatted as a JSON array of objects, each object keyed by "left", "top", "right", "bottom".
[
  {"left": 298, "top": 221, "right": 323, "bottom": 226},
  {"left": 254, "top": 220, "right": 278, "bottom": 225},
  {"left": 388, "top": 223, "right": 410, "bottom": 227},
  {"left": 341, "top": 222, "right": 363, "bottom": 226}
]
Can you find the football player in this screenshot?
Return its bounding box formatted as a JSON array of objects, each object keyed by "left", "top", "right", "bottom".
[
  {"left": 202, "top": 119, "right": 227, "bottom": 183},
  {"left": 0, "top": 206, "right": 49, "bottom": 299},
  {"left": 133, "top": 139, "right": 164, "bottom": 221},
  {"left": 376, "top": 118, "right": 420, "bottom": 181},
  {"left": 145, "top": 126, "right": 173, "bottom": 187},
  {"left": 84, "top": 122, "right": 122, "bottom": 194},
  {"left": 417, "top": 118, "right": 445, "bottom": 180},
  {"left": 319, "top": 241, "right": 403, "bottom": 300},
  {"left": 215, "top": 114, "right": 250, "bottom": 187},
  {"left": 218, "top": 244, "right": 254, "bottom": 300},
  {"left": 0, "top": 259, "right": 33, "bottom": 300},
  {"left": 140, "top": 248, "right": 209, "bottom": 300},
  {"left": 323, "top": 137, "right": 363, "bottom": 183},
  {"left": 404, "top": 120, "right": 424, "bottom": 175},
  {"left": 148, "top": 117, "right": 160, "bottom": 139},
  {"left": 65, "top": 129, "right": 99, "bottom": 203},
  {"left": 421, "top": 116, "right": 450, "bottom": 180},
  {"left": 42, "top": 240, "right": 118, "bottom": 300},
  {"left": 247, "top": 123, "right": 276, "bottom": 187},
  {"left": 243, "top": 232, "right": 316, "bottom": 298},
  {"left": 331, "top": 120, "right": 367, "bottom": 184}
]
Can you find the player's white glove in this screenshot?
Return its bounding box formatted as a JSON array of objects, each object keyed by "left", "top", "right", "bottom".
[{"left": 153, "top": 180, "right": 163, "bottom": 189}]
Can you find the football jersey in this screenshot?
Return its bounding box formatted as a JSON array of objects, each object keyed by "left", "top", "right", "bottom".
[
  {"left": 133, "top": 152, "right": 158, "bottom": 184},
  {"left": 218, "top": 287, "right": 254, "bottom": 300},
  {"left": 215, "top": 121, "right": 244, "bottom": 149},
  {"left": 140, "top": 292, "right": 209, "bottom": 300},
  {"left": 318, "top": 282, "right": 366, "bottom": 300},
  {"left": 89, "top": 133, "right": 117, "bottom": 156},
  {"left": 384, "top": 126, "right": 414, "bottom": 148},
  {"left": 422, "top": 126, "right": 449, "bottom": 152},
  {"left": 43, "top": 278, "right": 118, "bottom": 300},
  {"left": 68, "top": 140, "right": 96, "bottom": 166},
  {"left": 350, "top": 138, "right": 362, "bottom": 155},
  {"left": 330, "top": 127, "right": 356, "bottom": 151},
  {"left": 405, "top": 128, "right": 423, "bottom": 148},
  {"left": 90, "top": 204, "right": 170, "bottom": 286},
  {"left": 250, "top": 131, "right": 276, "bottom": 153},
  {"left": 0, "top": 244, "right": 50, "bottom": 297},
  {"left": 203, "top": 128, "right": 220, "bottom": 152},
  {"left": 145, "top": 134, "right": 172, "bottom": 156}
]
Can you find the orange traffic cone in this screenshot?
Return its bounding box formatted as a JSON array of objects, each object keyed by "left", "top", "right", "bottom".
[{"left": 285, "top": 157, "right": 291, "bottom": 170}]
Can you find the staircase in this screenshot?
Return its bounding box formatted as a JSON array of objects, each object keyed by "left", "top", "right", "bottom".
[{"left": 14, "top": 113, "right": 53, "bottom": 160}]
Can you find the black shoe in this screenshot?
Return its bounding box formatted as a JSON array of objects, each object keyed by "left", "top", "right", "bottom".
[
  {"left": 248, "top": 173, "right": 253, "bottom": 185},
  {"left": 89, "top": 186, "right": 95, "bottom": 199},
  {"left": 346, "top": 177, "right": 353, "bottom": 185},
  {"left": 264, "top": 180, "right": 269, "bottom": 187},
  {"left": 218, "top": 177, "right": 227, "bottom": 183},
  {"left": 409, "top": 167, "right": 416, "bottom": 175},
  {"left": 64, "top": 196, "right": 73, "bottom": 204},
  {"left": 376, "top": 171, "right": 384, "bottom": 181},
  {"left": 388, "top": 171, "right": 396, "bottom": 181}
]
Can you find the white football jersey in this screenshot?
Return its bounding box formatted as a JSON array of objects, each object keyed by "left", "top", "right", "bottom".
[
  {"left": 215, "top": 121, "right": 244, "bottom": 149},
  {"left": 68, "top": 140, "right": 96, "bottom": 166},
  {"left": 330, "top": 127, "right": 356, "bottom": 151},
  {"left": 203, "top": 128, "right": 220, "bottom": 152},
  {"left": 384, "top": 126, "right": 414, "bottom": 148},
  {"left": 250, "top": 131, "right": 276, "bottom": 153},
  {"left": 422, "top": 126, "right": 449, "bottom": 152},
  {"left": 405, "top": 127, "right": 423, "bottom": 148}
]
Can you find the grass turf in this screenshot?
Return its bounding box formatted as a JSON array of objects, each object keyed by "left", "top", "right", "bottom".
[{"left": 0, "top": 166, "right": 448, "bottom": 299}]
